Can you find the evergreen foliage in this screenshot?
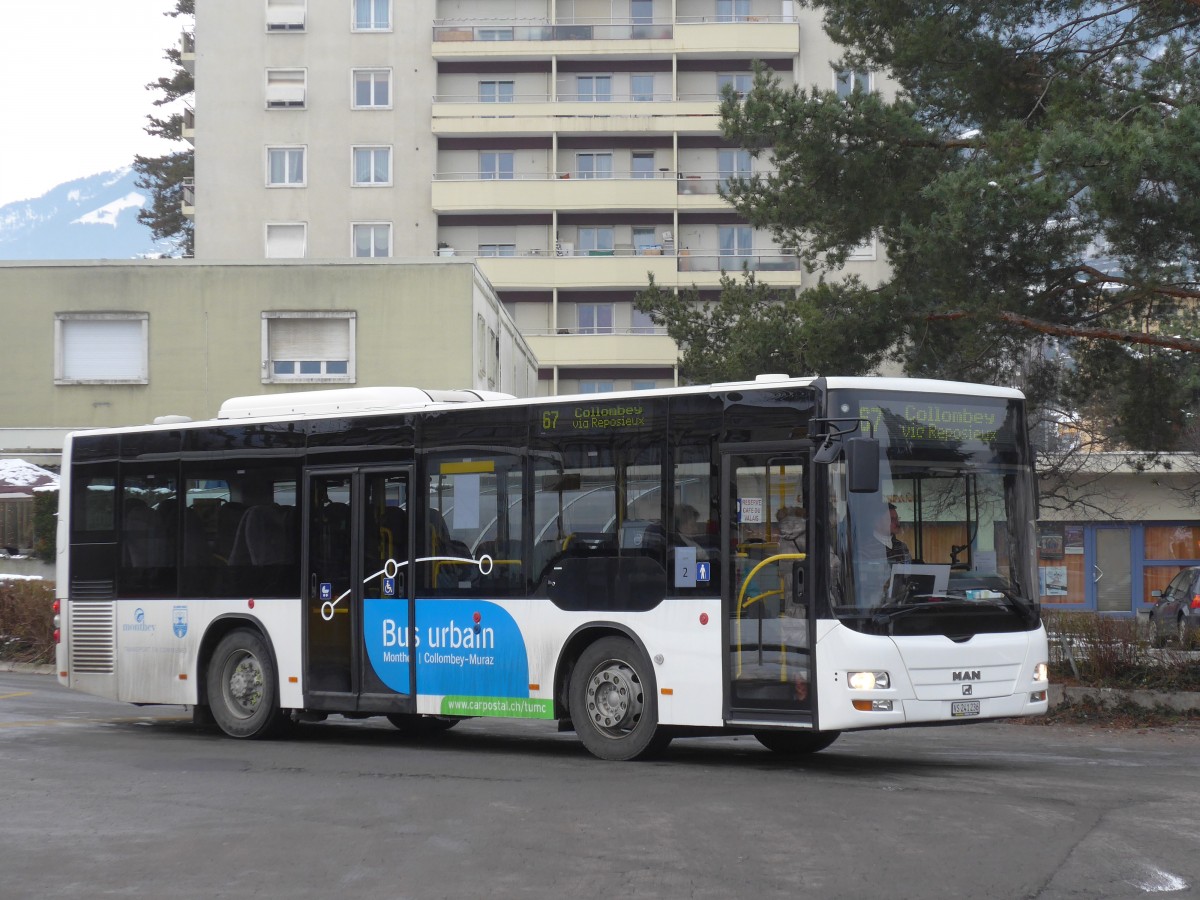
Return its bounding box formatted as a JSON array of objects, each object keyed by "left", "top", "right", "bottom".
[
  {"left": 638, "top": 0, "right": 1200, "bottom": 451},
  {"left": 132, "top": 0, "right": 194, "bottom": 256}
]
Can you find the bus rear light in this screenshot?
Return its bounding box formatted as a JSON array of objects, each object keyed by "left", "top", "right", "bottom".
[
  {"left": 52, "top": 599, "right": 61, "bottom": 614},
  {"left": 853, "top": 699, "right": 893, "bottom": 711},
  {"left": 53, "top": 629, "right": 61, "bottom": 644}
]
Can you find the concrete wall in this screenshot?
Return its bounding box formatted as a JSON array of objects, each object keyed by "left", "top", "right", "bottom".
[{"left": 0, "top": 259, "right": 537, "bottom": 434}]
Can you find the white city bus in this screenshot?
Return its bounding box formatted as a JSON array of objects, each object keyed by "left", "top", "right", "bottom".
[{"left": 55, "top": 376, "right": 1048, "bottom": 760}]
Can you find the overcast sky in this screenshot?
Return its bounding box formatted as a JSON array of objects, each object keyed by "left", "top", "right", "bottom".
[{"left": 0, "top": 0, "right": 183, "bottom": 207}]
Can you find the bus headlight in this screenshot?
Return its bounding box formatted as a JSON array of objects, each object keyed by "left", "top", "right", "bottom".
[
  {"left": 1033, "top": 663, "right": 1048, "bottom": 683},
  {"left": 848, "top": 671, "right": 890, "bottom": 691}
]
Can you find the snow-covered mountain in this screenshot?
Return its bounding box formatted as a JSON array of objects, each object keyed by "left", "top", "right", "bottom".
[{"left": 0, "top": 169, "right": 175, "bottom": 260}]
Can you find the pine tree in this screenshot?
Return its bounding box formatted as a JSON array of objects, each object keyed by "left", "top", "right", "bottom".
[
  {"left": 133, "top": 0, "right": 195, "bottom": 256},
  {"left": 639, "top": 0, "right": 1200, "bottom": 451}
]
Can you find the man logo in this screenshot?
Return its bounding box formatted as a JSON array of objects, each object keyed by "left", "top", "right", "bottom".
[
  {"left": 952, "top": 670, "right": 981, "bottom": 681},
  {"left": 962, "top": 684, "right": 974, "bottom": 696}
]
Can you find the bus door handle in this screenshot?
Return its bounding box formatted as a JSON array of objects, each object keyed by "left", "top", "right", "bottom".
[{"left": 310, "top": 571, "right": 318, "bottom": 598}]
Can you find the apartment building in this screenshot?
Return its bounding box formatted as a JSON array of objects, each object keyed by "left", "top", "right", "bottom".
[{"left": 185, "top": 0, "right": 892, "bottom": 395}]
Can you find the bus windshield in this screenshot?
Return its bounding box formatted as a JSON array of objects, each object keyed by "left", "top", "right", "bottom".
[{"left": 826, "top": 390, "right": 1040, "bottom": 636}]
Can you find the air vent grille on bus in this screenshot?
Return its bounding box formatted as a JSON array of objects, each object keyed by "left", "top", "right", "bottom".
[
  {"left": 70, "top": 579, "right": 115, "bottom": 600},
  {"left": 69, "top": 600, "right": 116, "bottom": 674}
]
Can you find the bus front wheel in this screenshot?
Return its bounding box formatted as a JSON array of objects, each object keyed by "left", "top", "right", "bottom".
[
  {"left": 206, "top": 629, "right": 287, "bottom": 739},
  {"left": 753, "top": 730, "right": 840, "bottom": 756},
  {"left": 570, "top": 636, "right": 670, "bottom": 761}
]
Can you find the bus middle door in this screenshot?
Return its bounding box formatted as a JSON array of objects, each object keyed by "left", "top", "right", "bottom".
[{"left": 304, "top": 468, "right": 415, "bottom": 713}]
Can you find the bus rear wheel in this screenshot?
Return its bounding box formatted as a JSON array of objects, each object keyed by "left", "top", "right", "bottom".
[
  {"left": 206, "top": 629, "right": 287, "bottom": 739},
  {"left": 753, "top": 730, "right": 840, "bottom": 756},
  {"left": 570, "top": 636, "right": 670, "bottom": 761}
]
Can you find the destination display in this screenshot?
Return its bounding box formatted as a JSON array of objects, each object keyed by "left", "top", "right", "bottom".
[
  {"left": 538, "top": 402, "right": 652, "bottom": 434},
  {"left": 853, "top": 395, "right": 1019, "bottom": 449}
]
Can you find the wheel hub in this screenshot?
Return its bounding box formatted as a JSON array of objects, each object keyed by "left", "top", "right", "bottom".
[
  {"left": 226, "top": 655, "right": 263, "bottom": 715},
  {"left": 586, "top": 662, "right": 643, "bottom": 734}
]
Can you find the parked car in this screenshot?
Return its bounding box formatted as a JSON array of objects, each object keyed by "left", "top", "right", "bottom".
[{"left": 1149, "top": 566, "right": 1200, "bottom": 648}]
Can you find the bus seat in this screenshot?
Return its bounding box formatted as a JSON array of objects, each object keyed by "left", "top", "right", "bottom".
[{"left": 228, "top": 503, "right": 292, "bottom": 566}]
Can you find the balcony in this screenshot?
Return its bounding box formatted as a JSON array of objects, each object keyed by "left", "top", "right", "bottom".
[
  {"left": 180, "top": 29, "right": 195, "bottom": 75},
  {"left": 431, "top": 13, "right": 799, "bottom": 58},
  {"left": 432, "top": 173, "right": 681, "bottom": 213},
  {"left": 182, "top": 105, "right": 195, "bottom": 144},
  {"left": 181, "top": 177, "right": 195, "bottom": 218}
]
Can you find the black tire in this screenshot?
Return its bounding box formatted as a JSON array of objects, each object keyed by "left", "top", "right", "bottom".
[
  {"left": 1149, "top": 614, "right": 1167, "bottom": 649},
  {"left": 206, "top": 629, "right": 288, "bottom": 739},
  {"left": 385, "top": 714, "right": 461, "bottom": 736},
  {"left": 753, "top": 730, "right": 841, "bottom": 756},
  {"left": 570, "top": 636, "right": 670, "bottom": 761}
]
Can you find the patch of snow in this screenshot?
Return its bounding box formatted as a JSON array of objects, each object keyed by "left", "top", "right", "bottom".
[
  {"left": 67, "top": 189, "right": 81, "bottom": 202},
  {"left": 102, "top": 167, "right": 132, "bottom": 188},
  {"left": 0, "top": 459, "right": 59, "bottom": 488},
  {"left": 71, "top": 192, "right": 146, "bottom": 229},
  {"left": 0, "top": 573, "right": 43, "bottom": 582}
]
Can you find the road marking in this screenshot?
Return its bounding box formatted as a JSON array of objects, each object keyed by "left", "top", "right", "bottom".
[{"left": 0, "top": 692, "right": 33, "bottom": 700}]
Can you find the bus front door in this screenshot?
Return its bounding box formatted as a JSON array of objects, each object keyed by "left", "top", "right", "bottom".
[
  {"left": 722, "top": 451, "right": 813, "bottom": 721},
  {"left": 304, "top": 468, "right": 414, "bottom": 712}
]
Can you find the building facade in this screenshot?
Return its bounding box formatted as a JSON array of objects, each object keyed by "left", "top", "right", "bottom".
[
  {"left": 184, "top": 0, "right": 893, "bottom": 394},
  {"left": 0, "top": 259, "right": 537, "bottom": 451}
]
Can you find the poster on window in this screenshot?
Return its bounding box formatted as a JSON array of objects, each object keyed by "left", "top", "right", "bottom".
[
  {"left": 1040, "top": 565, "right": 1068, "bottom": 596},
  {"left": 1038, "top": 528, "right": 1064, "bottom": 560},
  {"left": 1064, "top": 525, "right": 1084, "bottom": 555}
]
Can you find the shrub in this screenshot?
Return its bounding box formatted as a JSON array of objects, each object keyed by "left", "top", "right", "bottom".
[
  {"left": 32, "top": 489, "right": 58, "bottom": 563},
  {"left": 0, "top": 579, "right": 56, "bottom": 664}
]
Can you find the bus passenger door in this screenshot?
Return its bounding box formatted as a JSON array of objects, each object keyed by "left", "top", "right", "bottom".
[
  {"left": 304, "top": 468, "right": 414, "bottom": 711},
  {"left": 722, "top": 451, "right": 813, "bottom": 720}
]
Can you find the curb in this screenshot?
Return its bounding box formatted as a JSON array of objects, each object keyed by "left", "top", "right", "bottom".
[
  {"left": 0, "top": 662, "right": 55, "bottom": 675},
  {"left": 1050, "top": 683, "right": 1200, "bottom": 713}
]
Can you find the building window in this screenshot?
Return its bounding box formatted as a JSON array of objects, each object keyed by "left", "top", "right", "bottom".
[
  {"left": 716, "top": 0, "right": 750, "bottom": 22},
  {"left": 630, "top": 74, "right": 655, "bottom": 102},
  {"left": 353, "top": 69, "right": 391, "bottom": 108},
  {"left": 631, "top": 308, "right": 657, "bottom": 334},
  {"left": 718, "top": 148, "right": 752, "bottom": 188},
  {"left": 265, "top": 223, "right": 307, "bottom": 258},
  {"left": 479, "top": 244, "right": 517, "bottom": 257},
  {"left": 265, "top": 69, "right": 306, "bottom": 108},
  {"left": 579, "top": 380, "right": 616, "bottom": 393},
  {"left": 55, "top": 313, "right": 149, "bottom": 384},
  {"left": 477, "top": 27, "right": 514, "bottom": 41},
  {"left": 577, "top": 75, "right": 612, "bottom": 102},
  {"left": 353, "top": 146, "right": 392, "bottom": 185},
  {"left": 578, "top": 303, "right": 615, "bottom": 334},
  {"left": 631, "top": 0, "right": 653, "bottom": 24},
  {"left": 353, "top": 222, "right": 391, "bottom": 257},
  {"left": 836, "top": 69, "right": 871, "bottom": 98},
  {"left": 719, "top": 224, "right": 754, "bottom": 257},
  {"left": 631, "top": 152, "right": 656, "bottom": 179},
  {"left": 479, "top": 80, "right": 515, "bottom": 102},
  {"left": 848, "top": 238, "right": 877, "bottom": 260},
  {"left": 353, "top": 0, "right": 390, "bottom": 30},
  {"left": 632, "top": 379, "right": 658, "bottom": 391},
  {"left": 717, "top": 73, "right": 754, "bottom": 98},
  {"left": 262, "top": 312, "right": 355, "bottom": 383},
  {"left": 480, "top": 151, "right": 514, "bottom": 180},
  {"left": 578, "top": 227, "right": 615, "bottom": 254},
  {"left": 265, "top": 0, "right": 305, "bottom": 31},
  {"left": 632, "top": 226, "right": 657, "bottom": 252},
  {"left": 267, "top": 146, "right": 306, "bottom": 186},
  {"left": 576, "top": 152, "right": 613, "bottom": 179}
]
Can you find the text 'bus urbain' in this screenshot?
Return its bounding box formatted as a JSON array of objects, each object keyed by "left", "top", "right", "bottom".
[{"left": 55, "top": 376, "right": 1049, "bottom": 760}]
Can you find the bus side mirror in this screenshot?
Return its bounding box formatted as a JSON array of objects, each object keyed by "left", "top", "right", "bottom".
[{"left": 846, "top": 437, "right": 880, "bottom": 493}]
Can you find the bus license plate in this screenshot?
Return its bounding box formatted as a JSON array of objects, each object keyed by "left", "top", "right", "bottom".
[{"left": 951, "top": 700, "right": 980, "bottom": 717}]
